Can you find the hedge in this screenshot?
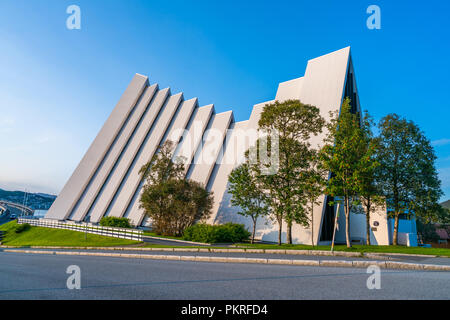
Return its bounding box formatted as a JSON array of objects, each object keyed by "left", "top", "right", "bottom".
[
  {"left": 99, "top": 217, "right": 132, "bottom": 228},
  {"left": 15, "top": 223, "right": 31, "bottom": 233},
  {"left": 183, "top": 223, "right": 250, "bottom": 243}
]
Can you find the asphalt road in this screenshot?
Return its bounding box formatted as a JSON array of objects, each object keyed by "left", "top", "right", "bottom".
[{"left": 0, "top": 251, "right": 449, "bottom": 300}]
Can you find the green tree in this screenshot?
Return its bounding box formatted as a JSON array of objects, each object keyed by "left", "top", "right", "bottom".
[
  {"left": 257, "top": 99, "right": 325, "bottom": 244},
  {"left": 437, "top": 207, "right": 450, "bottom": 224},
  {"left": 139, "top": 140, "right": 184, "bottom": 235},
  {"left": 355, "top": 111, "right": 384, "bottom": 245},
  {"left": 139, "top": 140, "right": 185, "bottom": 185},
  {"left": 228, "top": 162, "right": 269, "bottom": 243},
  {"left": 139, "top": 140, "right": 213, "bottom": 236},
  {"left": 170, "top": 179, "right": 213, "bottom": 236},
  {"left": 376, "top": 114, "right": 443, "bottom": 245},
  {"left": 320, "top": 98, "right": 377, "bottom": 248}
]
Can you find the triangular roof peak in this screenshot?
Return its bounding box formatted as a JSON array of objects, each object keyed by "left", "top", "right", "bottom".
[{"left": 307, "top": 46, "right": 351, "bottom": 63}]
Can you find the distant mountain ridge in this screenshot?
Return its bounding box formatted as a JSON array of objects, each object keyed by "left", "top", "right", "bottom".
[
  {"left": 0, "top": 188, "right": 56, "bottom": 210},
  {"left": 35, "top": 192, "right": 57, "bottom": 199}
]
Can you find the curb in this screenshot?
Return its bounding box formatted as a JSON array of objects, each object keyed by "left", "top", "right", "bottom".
[
  {"left": 365, "top": 252, "right": 439, "bottom": 258},
  {"left": 0, "top": 245, "right": 446, "bottom": 259},
  {"left": 4, "top": 249, "right": 450, "bottom": 271}
]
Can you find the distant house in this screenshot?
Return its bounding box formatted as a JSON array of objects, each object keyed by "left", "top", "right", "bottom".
[
  {"left": 436, "top": 227, "right": 449, "bottom": 244},
  {"left": 33, "top": 210, "right": 48, "bottom": 218}
]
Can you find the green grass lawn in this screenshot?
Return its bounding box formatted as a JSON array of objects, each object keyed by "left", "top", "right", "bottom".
[
  {"left": 233, "top": 243, "right": 450, "bottom": 257},
  {"left": 0, "top": 221, "right": 142, "bottom": 247},
  {"left": 2, "top": 220, "right": 449, "bottom": 257},
  {"left": 138, "top": 242, "right": 450, "bottom": 257},
  {"left": 143, "top": 231, "right": 185, "bottom": 240}
]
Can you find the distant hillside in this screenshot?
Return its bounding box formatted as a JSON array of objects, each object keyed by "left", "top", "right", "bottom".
[
  {"left": 35, "top": 192, "right": 57, "bottom": 199},
  {"left": 441, "top": 200, "right": 450, "bottom": 209},
  {"left": 0, "top": 188, "right": 56, "bottom": 210}
]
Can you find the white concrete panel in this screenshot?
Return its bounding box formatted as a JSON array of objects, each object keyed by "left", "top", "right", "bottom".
[
  {"left": 207, "top": 120, "right": 249, "bottom": 224},
  {"left": 105, "top": 91, "right": 183, "bottom": 220},
  {"left": 45, "top": 74, "right": 148, "bottom": 220},
  {"left": 174, "top": 105, "right": 214, "bottom": 175},
  {"left": 210, "top": 100, "right": 273, "bottom": 226},
  {"left": 124, "top": 98, "right": 198, "bottom": 226},
  {"left": 300, "top": 47, "right": 350, "bottom": 123},
  {"left": 108, "top": 94, "right": 190, "bottom": 221},
  {"left": 188, "top": 111, "right": 233, "bottom": 187},
  {"left": 246, "top": 100, "right": 274, "bottom": 129},
  {"left": 163, "top": 98, "right": 199, "bottom": 153},
  {"left": 348, "top": 205, "right": 390, "bottom": 245},
  {"left": 69, "top": 84, "right": 158, "bottom": 222},
  {"left": 87, "top": 88, "right": 170, "bottom": 223},
  {"left": 275, "top": 77, "right": 303, "bottom": 101}
]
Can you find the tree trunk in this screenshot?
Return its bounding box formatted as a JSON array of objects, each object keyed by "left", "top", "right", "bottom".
[
  {"left": 331, "top": 204, "right": 339, "bottom": 252},
  {"left": 345, "top": 196, "right": 351, "bottom": 248},
  {"left": 311, "top": 203, "right": 314, "bottom": 248},
  {"left": 286, "top": 221, "right": 292, "bottom": 244},
  {"left": 366, "top": 198, "right": 371, "bottom": 245},
  {"left": 366, "top": 210, "right": 371, "bottom": 246},
  {"left": 251, "top": 218, "right": 256, "bottom": 244},
  {"left": 393, "top": 213, "right": 399, "bottom": 245},
  {"left": 345, "top": 213, "right": 351, "bottom": 248},
  {"left": 278, "top": 218, "right": 282, "bottom": 245}
]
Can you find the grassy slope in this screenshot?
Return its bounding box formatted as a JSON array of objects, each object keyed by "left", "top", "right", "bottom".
[
  {"left": 143, "top": 231, "right": 186, "bottom": 240},
  {"left": 233, "top": 243, "right": 450, "bottom": 257},
  {"left": 0, "top": 221, "right": 141, "bottom": 247},
  {"left": 139, "top": 243, "right": 450, "bottom": 257},
  {"left": 1, "top": 220, "right": 448, "bottom": 257}
]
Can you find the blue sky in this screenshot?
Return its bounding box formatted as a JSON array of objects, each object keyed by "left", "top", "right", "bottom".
[{"left": 0, "top": 0, "right": 449, "bottom": 201}]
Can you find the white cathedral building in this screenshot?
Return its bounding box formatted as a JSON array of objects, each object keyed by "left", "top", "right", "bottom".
[{"left": 45, "top": 47, "right": 408, "bottom": 246}]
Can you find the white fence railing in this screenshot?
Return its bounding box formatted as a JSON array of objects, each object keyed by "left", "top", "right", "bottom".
[{"left": 17, "top": 217, "right": 143, "bottom": 241}]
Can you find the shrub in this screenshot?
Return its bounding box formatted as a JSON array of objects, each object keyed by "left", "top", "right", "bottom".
[
  {"left": 416, "top": 219, "right": 440, "bottom": 242},
  {"left": 183, "top": 223, "right": 250, "bottom": 243},
  {"left": 139, "top": 141, "right": 214, "bottom": 237},
  {"left": 15, "top": 223, "right": 31, "bottom": 233},
  {"left": 99, "top": 217, "right": 132, "bottom": 228}
]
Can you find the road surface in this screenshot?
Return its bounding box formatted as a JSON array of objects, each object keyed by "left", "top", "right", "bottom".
[{"left": 0, "top": 251, "right": 448, "bottom": 300}]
